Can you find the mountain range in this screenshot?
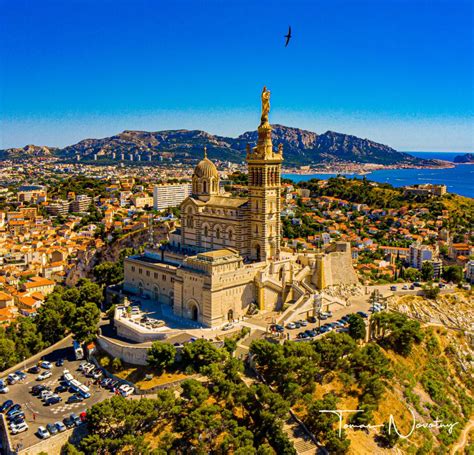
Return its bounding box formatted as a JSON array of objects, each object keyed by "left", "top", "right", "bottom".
[{"left": 0, "top": 125, "right": 440, "bottom": 167}]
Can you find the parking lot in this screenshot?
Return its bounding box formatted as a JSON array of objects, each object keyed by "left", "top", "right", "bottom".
[
  {"left": 284, "top": 299, "right": 373, "bottom": 340},
  {"left": 1, "top": 344, "right": 112, "bottom": 451}
]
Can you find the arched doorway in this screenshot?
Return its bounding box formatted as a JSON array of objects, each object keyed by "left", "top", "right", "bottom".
[
  {"left": 192, "top": 305, "right": 199, "bottom": 321},
  {"left": 153, "top": 286, "right": 159, "bottom": 301},
  {"left": 227, "top": 309, "right": 234, "bottom": 321}
]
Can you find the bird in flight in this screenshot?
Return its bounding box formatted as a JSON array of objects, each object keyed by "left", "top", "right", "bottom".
[{"left": 284, "top": 26, "right": 292, "bottom": 47}]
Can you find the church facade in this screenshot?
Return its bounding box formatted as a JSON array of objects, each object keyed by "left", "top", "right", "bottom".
[{"left": 123, "top": 88, "right": 358, "bottom": 328}]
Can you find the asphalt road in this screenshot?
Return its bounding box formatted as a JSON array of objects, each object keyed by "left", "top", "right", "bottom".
[{"left": 1, "top": 342, "right": 112, "bottom": 451}]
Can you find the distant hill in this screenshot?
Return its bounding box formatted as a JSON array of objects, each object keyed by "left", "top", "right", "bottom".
[
  {"left": 0, "top": 144, "right": 57, "bottom": 160},
  {"left": 1, "top": 125, "right": 440, "bottom": 167},
  {"left": 453, "top": 153, "right": 474, "bottom": 164}
]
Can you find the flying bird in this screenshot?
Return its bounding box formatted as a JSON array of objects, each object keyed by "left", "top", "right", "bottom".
[{"left": 284, "top": 26, "right": 292, "bottom": 47}]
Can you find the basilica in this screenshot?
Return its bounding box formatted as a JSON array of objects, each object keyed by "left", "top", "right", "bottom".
[{"left": 123, "top": 88, "right": 358, "bottom": 328}]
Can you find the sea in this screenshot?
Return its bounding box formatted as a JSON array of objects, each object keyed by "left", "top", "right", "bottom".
[{"left": 282, "top": 152, "right": 473, "bottom": 199}]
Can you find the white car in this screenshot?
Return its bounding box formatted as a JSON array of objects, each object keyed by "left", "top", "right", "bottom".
[
  {"left": 119, "top": 384, "right": 134, "bottom": 397},
  {"left": 37, "top": 426, "right": 51, "bottom": 439},
  {"left": 41, "top": 390, "right": 54, "bottom": 400},
  {"left": 7, "top": 373, "right": 20, "bottom": 384},
  {"left": 0, "top": 385, "right": 9, "bottom": 393},
  {"left": 222, "top": 323, "right": 234, "bottom": 331},
  {"left": 37, "top": 371, "right": 52, "bottom": 381},
  {"left": 40, "top": 361, "right": 53, "bottom": 370},
  {"left": 286, "top": 322, "right": 296, "bottom": 329},
  {"left": 11, "top": 421, "right": 28, "bottom": 434},
  {"left": 55, "top": 421, "right": 66, "bottom": 432}
]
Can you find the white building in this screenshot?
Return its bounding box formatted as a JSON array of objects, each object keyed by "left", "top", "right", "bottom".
[
  {"left": 409, "top": 243, "right": 434, "bottom": 270},
  {"left": 153, "top": 183, "right": 192, "bottom": 211}
]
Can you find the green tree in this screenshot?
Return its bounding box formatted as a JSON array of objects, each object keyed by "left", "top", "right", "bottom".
[
  {"left": 421, "top": 261, "right": 434, "bottom": 281},
  {"left": 404, "top": 267, "right": 422, "bottom": 282},
  {"left": 0, "top": 337, "right": 17, "bottom": 370},
  {"left": 442, "top": 265, "right": 464, "bottom": 284},
  {"left": 347, "top": 314, "right": 366, "bottom": 341},
  {"left": 71, "top": 302, "right": 100, "bottom": 343},
  {"left": 378, "top": 422, "right": 400, "bottom": 448},
  {"left": 147, "top": 342, "right": 176, "bottom": 373},
  {"left": 181, "top": 379, "right": 210, "bottom": 406}
]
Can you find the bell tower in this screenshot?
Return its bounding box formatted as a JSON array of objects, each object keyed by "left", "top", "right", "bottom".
[{"left": 247, "top": 86, "right": 283, "bottom": 262}]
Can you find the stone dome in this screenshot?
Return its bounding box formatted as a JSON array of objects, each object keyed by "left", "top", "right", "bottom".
[{"left": 193, "top": 150, "right": 218, "bottom": 179}]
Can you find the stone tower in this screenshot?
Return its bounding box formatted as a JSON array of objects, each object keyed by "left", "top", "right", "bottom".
[{"left": 247, "top": 87, "right": 283, "bottom": 262}]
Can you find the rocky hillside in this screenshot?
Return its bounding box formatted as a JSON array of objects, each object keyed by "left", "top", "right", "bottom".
[
  {"left": 0, "top": 144, "right": 57, "bottom": 160},
  {"left": 1, "top": 125, "right": 439, "bottom": 167}
]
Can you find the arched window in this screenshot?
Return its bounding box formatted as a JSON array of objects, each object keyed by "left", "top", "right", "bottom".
[
  {"left": 203, "top": 180, "right": 207, "bottom": 193},
  {"left": 216, "top": 227, "right": 220, "bottom": 239},
  {"left": 228, "top": 230, "right": 233, "bottom": 242},
  {"left": 255, "top": 224, "right": 258, "bottom": 234},
  {"left": 204, "top": 226, "right": 208, "bottom": 237}
]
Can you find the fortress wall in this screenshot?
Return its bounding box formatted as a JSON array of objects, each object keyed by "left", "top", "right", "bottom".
[{"left": 329, "top": 251, "right": 358, "bottom": 285}]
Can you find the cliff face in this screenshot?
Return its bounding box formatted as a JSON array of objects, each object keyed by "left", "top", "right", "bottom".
[{"left": 1, "top": 125, "right": 438, "bottom": 167}]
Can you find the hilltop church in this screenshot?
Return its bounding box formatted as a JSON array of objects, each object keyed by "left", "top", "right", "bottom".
[{"left": 123, "top": 88, "right": 358, "bottom": 327}]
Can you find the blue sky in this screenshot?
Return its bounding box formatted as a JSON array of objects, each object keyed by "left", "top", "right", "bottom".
[{"left": 1, "top": 0, "right": 473, "bottom": 151}]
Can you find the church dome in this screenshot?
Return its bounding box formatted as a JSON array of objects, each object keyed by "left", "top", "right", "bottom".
[{"left": 193, "top": 149, "right": 218, "bottom": 179}]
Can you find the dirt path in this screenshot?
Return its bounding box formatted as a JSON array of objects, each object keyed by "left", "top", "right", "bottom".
[{"left": 451, "top": 419, "right": 474, "bottom": 454}]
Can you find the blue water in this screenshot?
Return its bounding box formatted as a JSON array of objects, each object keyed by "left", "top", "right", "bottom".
[{"left": 283, "top": 152, "right": 474, "bottom": 198}]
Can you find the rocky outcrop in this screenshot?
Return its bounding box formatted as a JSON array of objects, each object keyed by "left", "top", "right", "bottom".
[{"left": 454, "top": 153, "right": 474, "bottom": 163}]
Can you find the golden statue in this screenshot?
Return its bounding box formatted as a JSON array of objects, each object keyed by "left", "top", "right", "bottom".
[{"left": 260, "top": 86, "right": 270, "bottom": 125}]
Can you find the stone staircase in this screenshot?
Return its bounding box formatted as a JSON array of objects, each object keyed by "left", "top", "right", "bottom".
[{"left": 283, "top": 416, "right": 319, "bottom": 454}]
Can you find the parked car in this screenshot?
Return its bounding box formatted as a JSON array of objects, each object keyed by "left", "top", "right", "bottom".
[
  {"left": 63, "top": 416, "right": 75, "bottom": 429},
  {"left": 67, "top": 394, "right": 84, "bottom": 404},
  {"left": 307, "top": 316, "right": 317, "bottom": 323},
  {"left": 55, "top": 384, "right": 68, "bottom": 393},
  {"left": 78, "top": 362, "right": 89, "bottom": 372},
  {"left": 222, "top": 323, "right": 234, "bottom": 331},
  {"left": 9, "top": 414, "right": 25, "bottom": 426},
  {"left": 55, "top": 358, "right": 64, "bottom": 367},
  {"left": 297, "top": 332, "right": 308, "bottom": 339},
  {"left": 0, "top": 384, "right": 9, "bottom": 394},
  {"left": 71, "top": 413, "right": 82, "bottom": 426},
  {"left": 31, "top": 385, "right": 50, "bottom": 396},
  {"left": 7, "top": 374, "right": 20, "bottom": 385},
  {"left": 10, "top": 421, "right": 28, "bottom": 435},
  {"left": 92, "top": 369, "right": 103, "bottom": 380},
  {"left": 46, "top": 423, "right": 59, "bottom": 435},
  {"left": 286, "top": 322, "right": 296, "bottom": 329},
  {"left": 28, "top": 365, "right": 41, "bottom": 374},
  {"left": 55, "top": 421, "right": 67, "bottom": 432},
  {"left": 40, "top": 390, "right": 54, "bottom": 400},
  {"left": 14, "top": 370, "right": 27, "bottom": 381},
  {"left": 37, "top": 426, "right": 51, "bottom": 439},
  {"left": 299, "top": 320, "right": 308, "bottom": 327},
  {"left": 318, "top": 314, "right": 328, "bottom": 320},
  {"left": 101, "top": 378, "right": 112, "bottom": 388},
  {"left": 0, "top": 400, "right": 13, "bottom": 413},
  {"left": 413, "top": 282, "right": 422, "bottom": 287},
  {"left": 37, "top": 371, "right": 52, "bottom": 381},
  {"left": 390, "top": 285, "right": 397, "bottom": 291},
  {"left": 7, "top": 411, "right": 25, "bottom": 422},
  {"left": 6, "top": 404, "right": 22, "bottom": 417},
  {"left": 45, "top": 395, "right": 62, "bottom": 406},
  {"left": 356, "top": 311, "right": 369, "bottom": 319},
  {"left": 119, "top": 384, "right": 134, "bottom": 397},
  {"left": 40, "top": 361, "right": 53, "bottom": 370},
  {"left": 402, "top": 285, "right": 409, "bottom": 290}
]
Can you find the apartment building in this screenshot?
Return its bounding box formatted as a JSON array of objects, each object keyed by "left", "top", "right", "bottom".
[{"left": 153, "top": 183, "right": 192, "bottom": 211}]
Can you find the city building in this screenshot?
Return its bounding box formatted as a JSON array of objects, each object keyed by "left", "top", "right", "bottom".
[
  {"left": 404, "top": 184, "right": 447, "bottom": 197},
  {"left": 17, "top": 185, "right": 47, "bottom": 203},
  {"left": 409, "top": 243, "right": 434, "bottom": 270},
  {"left": 70, "top": 194, "right": 92, "bottom": 213},
  {"left": 124, "top": 88, "right": 358, "bottom": 328},
  {"left": 153, "top": 183, "right": 192, "bottom": 211},
  {"left": 131, "top": 193, "right": 154, "bottom": 209}
]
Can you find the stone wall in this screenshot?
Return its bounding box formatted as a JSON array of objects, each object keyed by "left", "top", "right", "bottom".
[{"left": 96, "top": 335, "right": 151, "bottom": 366}]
